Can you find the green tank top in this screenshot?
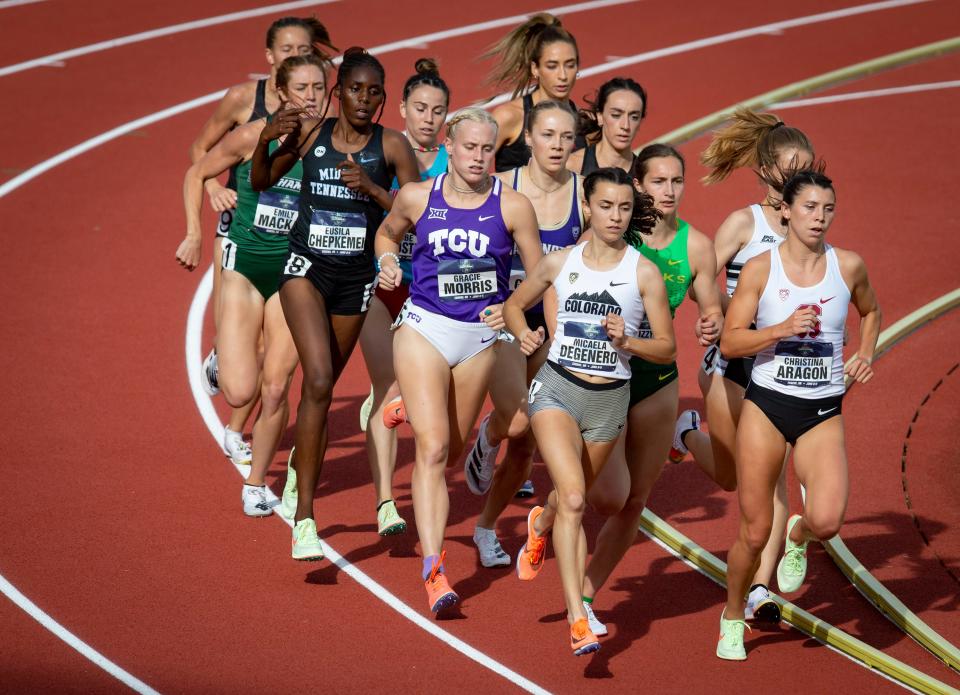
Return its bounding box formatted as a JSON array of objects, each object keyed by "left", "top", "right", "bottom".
[
  {"left": 636, "top": 218, "right": 692, "bottom": 317},
  {"left": 230, "top": 139, "right": 303, "bottom": 246}
]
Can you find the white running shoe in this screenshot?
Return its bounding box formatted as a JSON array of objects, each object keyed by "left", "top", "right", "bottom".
[
  {"left": 359, "top": 385, "right": 374, "bottom": 432},
  {"left": 280, "top": 447, "right": 297, "bottom": 519},
  {"left": 464, "top": 414, "right": 500, "bottom": 495},
  {"left": 583, "top": 601, "right": 608, "bottom": 636},
  {"left": 745, "top": 585, "right": 781, "bottom": 622},
  {"left": 242, "top": 484, "right": 271, "bottom": 517},
  {"left": 473, "top": 527, "right": 511, "bottom": 567},
  {"left": 223, "top": 427, "right": 252, "bottom": 465},
  {"left": 201, "top": 348, "right": 220, "bottom": 396},
  {"left": 668, "top": 409, "right": 700, "bottom": 463}
]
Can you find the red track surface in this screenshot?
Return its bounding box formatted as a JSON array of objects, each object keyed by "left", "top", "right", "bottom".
[{"left": 2, "top": 1, "right": 958, "bottom": 692}]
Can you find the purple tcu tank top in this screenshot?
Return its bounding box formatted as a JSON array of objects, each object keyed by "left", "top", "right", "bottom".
[{"left": 409, "top": 173, "right": 513, "bottom": 323}]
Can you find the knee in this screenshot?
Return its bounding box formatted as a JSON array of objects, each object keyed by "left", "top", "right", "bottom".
[
  {"left": 557, "top": 489, "right": 586, "bottom": 517},
  {"left": 416, "top": 438, "right": 450, "bottom": 469},
  {"left": 804, "top": 510, "right": 844, "bottom": 541},
  {"left": 742, "top": 520, "right": 774, "bottom": 555},
  {"left": 301, "top": 370, "right": 333, "bottom": 406},
  {"left": 222, "top": 382, "right": 255, "bottom": 409},
  {"left": 590, "top": 488, "right": 628, "bottom": 517},
  {"left": 260, "top": 378, "right": 288, "bottom": 412},
  {"left": 492, "top": 407, "right": 530, "bottom": 440}
]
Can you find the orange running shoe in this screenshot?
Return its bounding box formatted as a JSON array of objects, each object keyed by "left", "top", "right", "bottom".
[
  {"left": 424, "top": 551, "right": 459, "bottom": 613},
  {"left": 516, "top": 506, "right": 547, "bottom": 581},
  {"left": 382, "top": 396, "right": 407, "bottom": 430},
  {"left": 570, "top": 618, "right": 601, "bottom": 656}
]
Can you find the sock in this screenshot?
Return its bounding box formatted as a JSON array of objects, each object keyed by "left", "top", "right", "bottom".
[
  {"left": 749, "top": 583, "right": 767, "bottom": 594},
  {"left": 422, "top": 555, "right": 443, "bottom": 580},
  {"left": 582, "top": 595, "right": 594, "bottom": 605},
  {"left": 376, "top": 499, "right": 393, "bottom": 512},
  {"left": 243, "top": 483, "right": 265, "bottom": 490}
]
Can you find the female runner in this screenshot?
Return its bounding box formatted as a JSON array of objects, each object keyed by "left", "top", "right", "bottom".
[
  {"left": 567, "top": 77, "right": 647, "bottom": 175},
  {"left": 675, "top": 110, "right": 815, "bottom": 621},
  {"left": 565, "top": 145, "right": 723, "bottom": 636},
  {"left": 358, "top": 58, "right": 450, "bottom": 536},
  {"left": 251, "top": 47, "right": 420, "bottom": 560},
  {"left": 187, "top": 17, "right": 335, "bottom": 466},
  {"left": 375, "top": 108, "right": 542, "bottom": 612},
  {"left": 505, "top": 167, "right": 675, "bottom": 655},
  {"left": 177, "top": 55, "right": 328, "bottom": 515},
  {"left": 482, "top": 12, "right": 586, "bottom": 172},
  {"left": 463, "top": 100, "right": 584, "bottom": 568},
  {"left": 716, "top": 169, "right": 880, "bottom": 660}
]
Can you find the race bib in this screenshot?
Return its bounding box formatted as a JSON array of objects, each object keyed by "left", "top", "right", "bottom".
[
  {"left": 557, "top": 321, "right": 618, "bottom": 373},
  {"left": 308, "top": 209, "right": 366, "bottom": 256},
  {"left": 509, "top": 253, "right": 525, "bottom": 292},
  {"left": 398, "top": 230, "right": 417, "bottom": 260},
  {"left": 773, "top": 340, "right": 834, "bottom": 388},
  {"left": 254, "top": 190, "right": 299, "bottom": 235},
  {"left": 437, "top": 257, "right": 497, "bottom": 302},
  {"left": 637, "top": 317, "right": 652, "bottom": 340}
]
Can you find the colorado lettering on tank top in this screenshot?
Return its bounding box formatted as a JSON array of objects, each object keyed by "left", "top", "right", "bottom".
[
  {"left": 547, "top": 243, "right": 646, "bottom": 380},
  {"left": 408, "top": 173, "right": 513, "bottom": 323},
  {"left": 751, "top": 245, "right": 850, "bottom": 398},
  {"left": 231, "top": 138, "right": 303, "bottom": 239},
  {"left": 507, "top": 168, "right": 583, "bottom": 304},
  {"left": 725, "top": 204, "right": 784, "bottom": 296},
  {"left": 290, "top": 119, "right": 391, "bottom": 268}
]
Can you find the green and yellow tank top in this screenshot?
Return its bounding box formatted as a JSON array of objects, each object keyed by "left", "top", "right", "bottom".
[
  {"left": 229, "top": 139, "right": 303, "bottom": 246},
  {"left": 637, "top": 218, "right": 692, "bottom": 318}
]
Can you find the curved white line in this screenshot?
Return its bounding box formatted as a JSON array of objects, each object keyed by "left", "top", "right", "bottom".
[
  {"left": 0, "top": 575, "right": 160, "bottom": 694},
  {"left": 0, "top": 0, "right": 45, "bottom": 8},
  {"left": 185, "top": 266, "right": 549, "bottom": 693},
  {"left": 773, "top": 78, "right": 960, "bottom": 109},
  {"left": 0, "top": 0, "right": 339, "bottom": 77}
]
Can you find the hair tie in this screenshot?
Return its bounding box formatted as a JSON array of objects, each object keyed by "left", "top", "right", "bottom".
[{"left": 772, "top": 121, "right": 785, "bottom": 129}]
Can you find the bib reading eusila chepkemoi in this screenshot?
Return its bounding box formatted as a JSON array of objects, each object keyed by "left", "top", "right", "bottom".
[
  {"left": 254, "top": 190, "right": 299, "bottom": 235},
  {"left": 437, "top": 257, "right": 497, "bottom": 302},
  {"left": 557, "top": 320, "right": 618, "bottom": 373},
  {"left": 772, "top": 340, "right": 834, "bottom": 388},
  {"left": 308, "top": 209, "right": 367, "bottom": 255}
]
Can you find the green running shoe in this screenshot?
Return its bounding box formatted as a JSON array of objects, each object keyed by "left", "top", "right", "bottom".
[
  {"left": 377, "top": 499, "right": 406, "bottom": 536},
  {"left": 291, "top": 518, "right": 324, "bottom": 562},
  {"left": 777, "top": 514, "right": 809, "bottom": 593},
  {"left": 280, "top": 448, "right": 297, "bottom": 520},
  {"left": 359, "top": 385, "right": 374, "bottom": 432},
  {"left": 716, "top": 610, "right": 749, "bottom": 661}
]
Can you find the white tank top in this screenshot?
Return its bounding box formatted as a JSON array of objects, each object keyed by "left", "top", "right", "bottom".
[
  {"left": 547, "top": 242, "right": 646, "bottom": 380},
  {"left": 725, "top": 204, "right": 784, "bottom": 297},
  {"left": 751, "top": 244, "right": 850, "bottom": 398}
]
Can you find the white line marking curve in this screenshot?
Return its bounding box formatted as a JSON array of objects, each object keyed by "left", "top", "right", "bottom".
[{"left": 773, "top": 78, "right": 960, "bottom": 109}]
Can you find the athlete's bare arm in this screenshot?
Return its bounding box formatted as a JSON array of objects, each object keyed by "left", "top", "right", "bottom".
[
  {"left": 710, "top": 206, "right": 755, "bottom": 312},
  {"left": 504, "top": 248, "right": 570, "bottom": 355},
  {"left": 374, "top": 181, "right": 431, "bottom": 290},
  {"left": 613, "top": 258, "right": 676, "bottom": 364},
  {"left": 838, "top": 248, "right": 881, "bottom": 384},
  {"left": 565, "top": 148, "right": 586, "bottom": 174},
  {"left": 687, "top": 226, "right": 724, "bottom": 346},
  {"left": 176, "top": 121, "right": 263, "bottom": 270},
  {"left": 250, "top": 109, "right": 311, "bottom": 190}
]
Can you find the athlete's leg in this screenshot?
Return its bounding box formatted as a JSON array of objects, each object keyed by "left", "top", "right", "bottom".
[
  {"left": 395, "top": 327, "right": 496, "bottom": 558},
  {"left": 280, "top": 279, "right": 365, "bottom": 522},
  {"left": 246, "top": 293, "right": 299, "bottom": 487},
  {"left": 359, "top": 296, "right": 401, "bottom": 504},
  {"left": 791, "top": 418, "right": 848, "bottom": 543},
  {"left": 583, "top": 380, "right": 677, "bottom": 599},
  {"left": 685, "top": 369, "right": 741, "bottom": 491},
  {"left": 217, "top": 270, "right": 265, "bottom": 408},
  {"left": 753, "top": 458, "right": 789, "bottom": 586},
  {"left": 725, "top": 400, "right": 787, "bottom": 619}
]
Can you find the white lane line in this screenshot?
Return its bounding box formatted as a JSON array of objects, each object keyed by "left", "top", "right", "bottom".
[
  {"left": 0, "top": 0, "right": 636, "bottom": 201},
  {"left": 773, "top": 78, "right": 960, "bottom": 109},
  {"left": 185, "top": 268, "right": 550, "bottom": 694},
  {"left": 0, "top": 0, "right": 339, "bottom": 77},
  {"left": 0, "top": 575, "right": 160, "bottom": 694},
  {"left": 482, "top": 0, "right": 933, "bottom": 110},
  {"left": 0, "top": 0, "right": 46, "bottom": 8}
]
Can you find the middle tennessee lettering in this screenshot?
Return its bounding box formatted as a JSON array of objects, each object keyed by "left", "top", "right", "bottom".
[{"left": 428, "top": 228, "right": 491, "bottom": 257}]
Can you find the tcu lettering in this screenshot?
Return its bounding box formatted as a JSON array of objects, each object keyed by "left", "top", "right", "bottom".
[
  {"left": 796, "top": 303, "right": 822, "bottom": 339},
  {"left": 428, "top": 228, "right": 490, "bottom": 257}
]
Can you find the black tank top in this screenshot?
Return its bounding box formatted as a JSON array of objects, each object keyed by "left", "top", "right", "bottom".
[
  {"left": 580, "top": 143, "right": 637, "bottom": 176},
  {"left": 494, "top": 93, "right": 587, "bottom": 172},
  {"left": 227, "top": 79, "right": 271, "bottom": 190},
  {"left": 290, "top": 119, "right": 391, "bottom": 269}
]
